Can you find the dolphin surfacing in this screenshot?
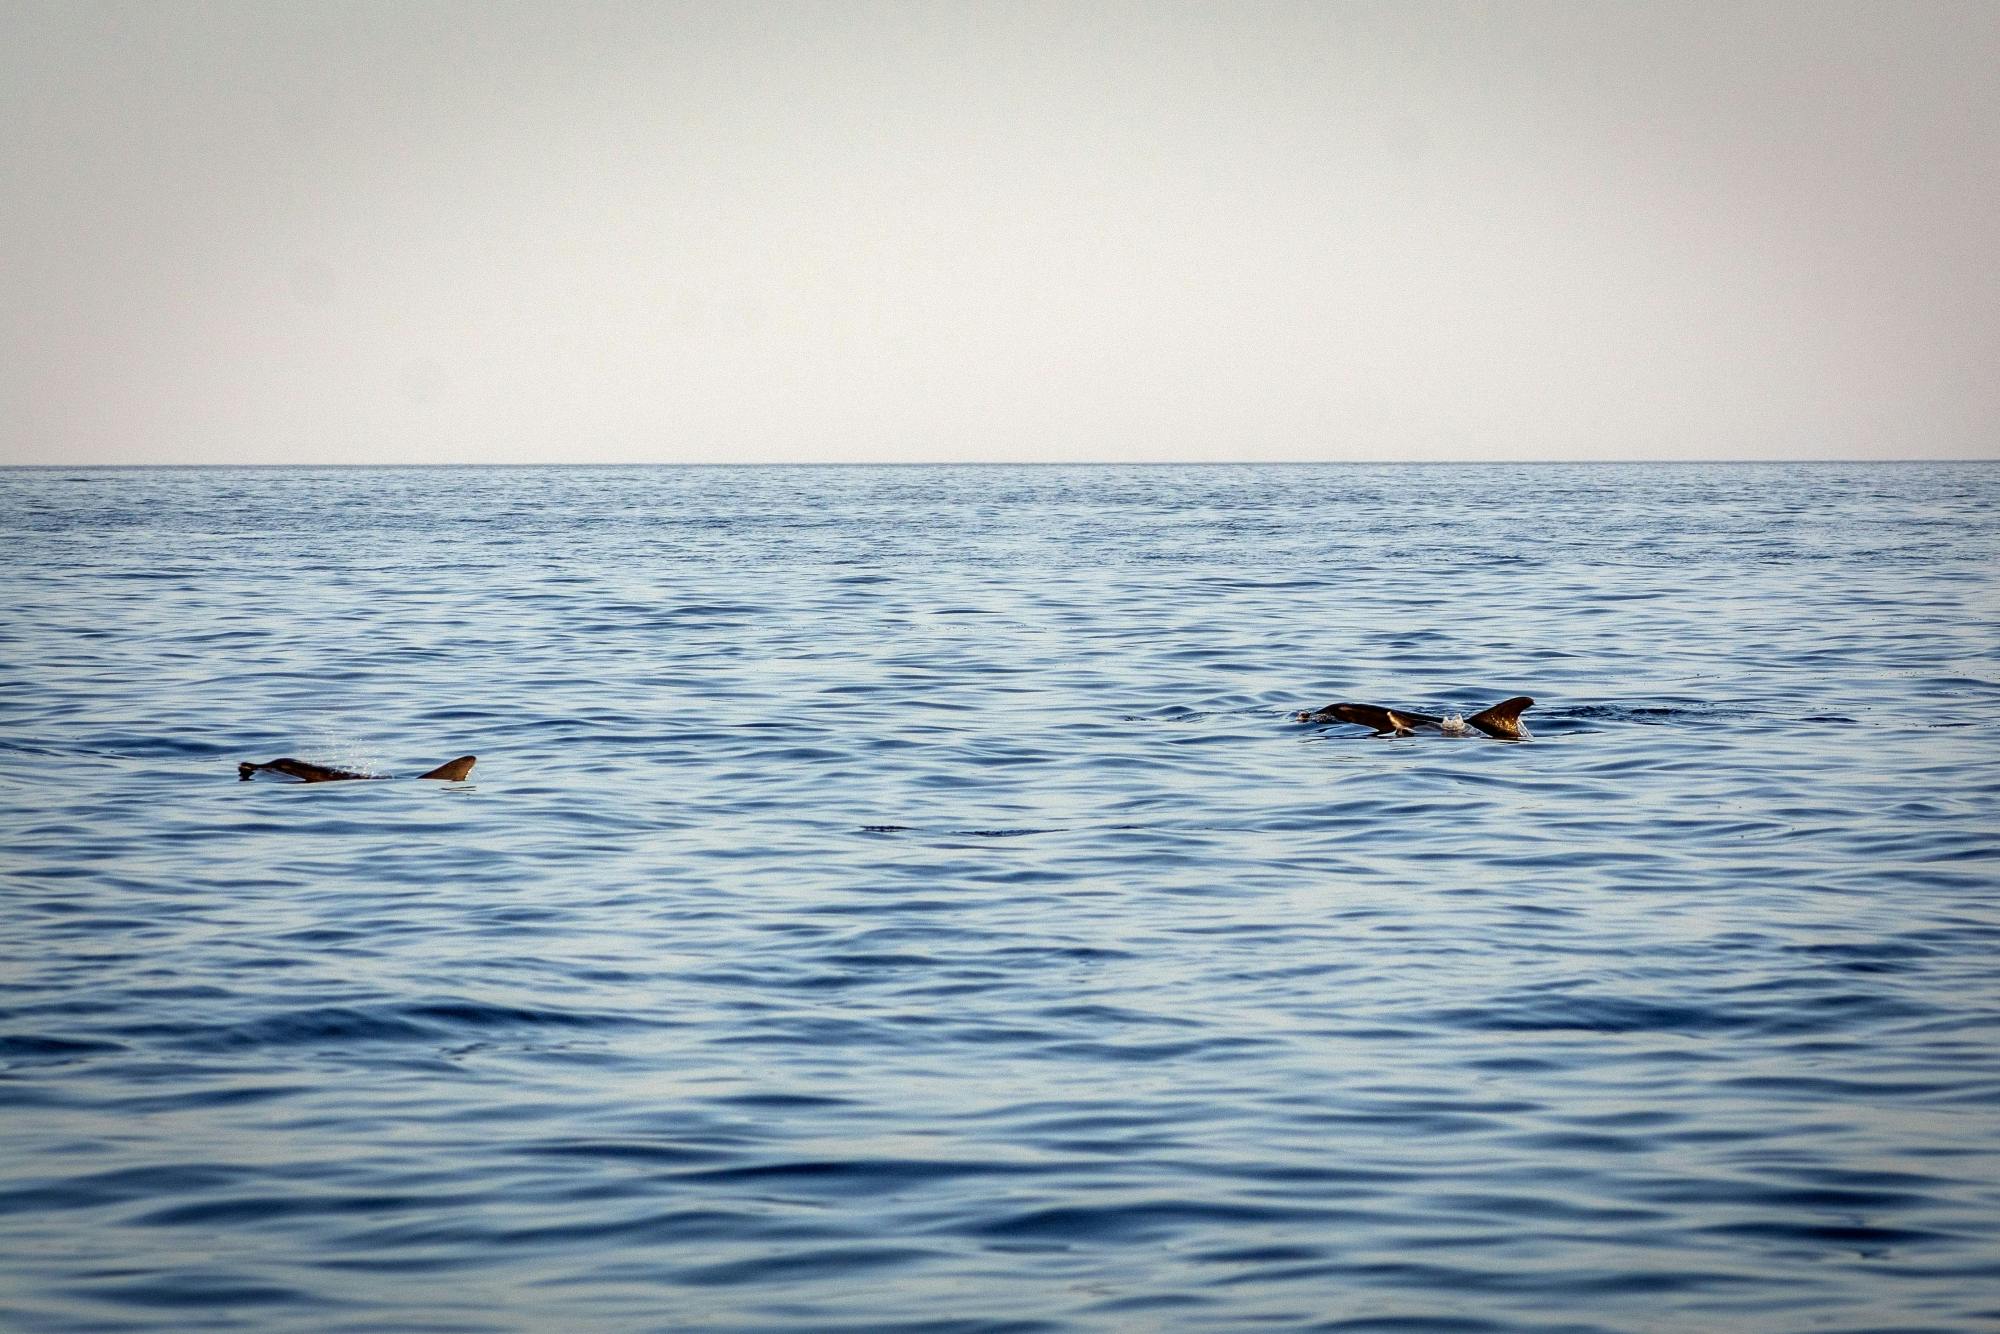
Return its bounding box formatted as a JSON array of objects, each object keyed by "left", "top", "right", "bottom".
[
  {"left": 1295, "top": 697, "right": 1533, "bottom": 739},
  {"left": 238, "top": 756, "right": 476, "bottom": 782}
]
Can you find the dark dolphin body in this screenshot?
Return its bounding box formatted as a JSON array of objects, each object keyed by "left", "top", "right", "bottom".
[
  {"left": 1295, "top": 697, "right": 1534, "bottom": 739},
  {"left": 238, "top": 756, "right": 476, "bottom": 782}
]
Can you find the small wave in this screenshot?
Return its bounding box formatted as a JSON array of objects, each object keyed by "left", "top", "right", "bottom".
[
  {"left": 85, "top": 735, "right": 242, "bottom": 758},
  {"left": 73, "top": 1272, "right": 324, "bottom": 1311},
  {"left": 0, "top": 1034, "right": 128, "bottom": 1060},
  {"left": 677, "top": 1245, "right": 937, "bottom": 1288},
  {"left": 144, "top": 1000, "right": 643, "bottom": 1052},
  {"left": 1555, "top": 704, "right": 1727, "bottom": 724},
  {"left": 1421, "top": 993, "right": 1756, "bottom": 1035},
  {"left": 968, "top": 1199, "right": 1335, "bottom": 1242}
]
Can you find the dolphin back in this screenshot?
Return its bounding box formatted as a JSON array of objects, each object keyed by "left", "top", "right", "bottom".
[
  {"left": 238, "top": 757, "right": 374, "bottom": 782},
  {"left": 239, "top": 756, "right": 469, "bottom": 781},
  {"left": 1295, "top": 703, "right": 1442, "bottom": 734}
]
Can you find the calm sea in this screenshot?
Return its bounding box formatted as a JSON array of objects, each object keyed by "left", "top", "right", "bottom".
[{"left": 2, "top": 463, "right": 1997, "bottom": 1332}]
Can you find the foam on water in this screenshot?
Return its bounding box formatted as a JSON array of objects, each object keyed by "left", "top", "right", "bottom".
[{"left": 1, "top": 462, "right": 1997, "bottom": 1332}]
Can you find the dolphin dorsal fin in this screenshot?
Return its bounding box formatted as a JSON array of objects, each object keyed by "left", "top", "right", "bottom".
[
  {"left": 417, "top": 756, "right": 476, "bottom": 781},
  {"left": 1465, "top": 696, "right": 1534, "bottom": 738}
]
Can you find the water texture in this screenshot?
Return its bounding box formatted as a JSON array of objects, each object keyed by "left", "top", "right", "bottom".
[{"left": 1, "top": 462, "right": 1997, "bottom": 1332}]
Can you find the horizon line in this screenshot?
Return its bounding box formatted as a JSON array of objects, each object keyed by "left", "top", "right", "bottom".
[{"left": 3, "top": 457, "right": 1996, "bottom": 471}]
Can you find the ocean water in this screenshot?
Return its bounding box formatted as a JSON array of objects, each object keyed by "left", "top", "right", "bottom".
[{"left": 1, "top": 461, "right": 1997, "bottom": 1333}]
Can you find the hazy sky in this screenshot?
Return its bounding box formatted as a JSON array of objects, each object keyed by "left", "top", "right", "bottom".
[{"left": 3, "top": 0, "right": 1996, "bottom": 465}]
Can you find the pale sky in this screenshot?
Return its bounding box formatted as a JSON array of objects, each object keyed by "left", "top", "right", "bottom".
[{"left": 3, "top": 0, "right": 1996, "bottom": 465}]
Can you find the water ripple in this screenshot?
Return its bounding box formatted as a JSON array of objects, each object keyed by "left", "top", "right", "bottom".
[{"left": 2, "top": 462, "right": 1997, "bottom": 1332}]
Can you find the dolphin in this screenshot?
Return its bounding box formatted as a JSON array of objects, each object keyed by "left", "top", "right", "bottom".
[
  {"left": 1294, "top": 697, "right": 1533, "bottom": 739},
  {"left": 237, "top": 756, "right": 476, "bottom": 782}
]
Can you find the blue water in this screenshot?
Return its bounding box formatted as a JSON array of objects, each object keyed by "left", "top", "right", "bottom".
[{"left": 2, "top": 462, "right": 1997, "bottom": 1333}]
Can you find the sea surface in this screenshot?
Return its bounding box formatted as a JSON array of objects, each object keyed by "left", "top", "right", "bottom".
[{"left": 1, "top": 462, "right": 1997, "bottom": 1333}]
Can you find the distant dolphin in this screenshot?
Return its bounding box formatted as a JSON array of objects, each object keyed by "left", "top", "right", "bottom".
[
  {"left": 1295, "top": 697, "right": 1533, "bottom": 739},
  {"left": 237, "top": 756, "right": 476, "bottom": 782}
]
